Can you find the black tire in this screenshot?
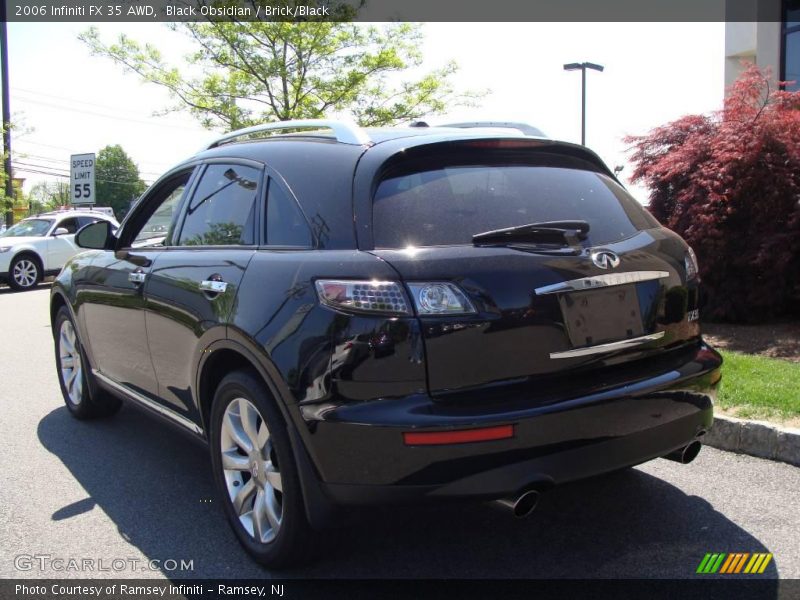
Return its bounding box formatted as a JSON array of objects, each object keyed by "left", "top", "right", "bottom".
[
  {"left": 54, "top": 306, "right": 121, "bottom": 419},
  {"left": 209, "top": 369, "right": 314, "bottom": 568},
  {"left": 8, "top": 253, "right": 41, "bottom": 291}
]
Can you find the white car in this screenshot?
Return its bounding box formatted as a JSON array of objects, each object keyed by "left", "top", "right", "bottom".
[{"left": 0, "top": 210, "right": 119, "bottom": 291}]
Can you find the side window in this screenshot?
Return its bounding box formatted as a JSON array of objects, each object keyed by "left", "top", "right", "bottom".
[
  {"left": 131, "top": 178, "right": 190, "bottom": 248},
  {"left": 76, "top": 216, "right": 99, "bottom": 229},
  {"left": 265, "top": 178, "right": 313, "bottom": 247},
  {"left": 178, "top": 164, "right": 260, "bottom": 247},
  {"left": 58, "top": 217, "right": 79, "bottom": 234}
]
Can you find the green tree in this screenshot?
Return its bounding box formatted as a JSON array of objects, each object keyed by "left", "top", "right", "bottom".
[
  {"left": 95, "top": 145, "right": 147, "bottom": 219},
  {"left": 80, "top": 17, "right": 484, "bottom": 130},
  {"left": 28, "top": 181, "right": 71, "bottom": 213}
]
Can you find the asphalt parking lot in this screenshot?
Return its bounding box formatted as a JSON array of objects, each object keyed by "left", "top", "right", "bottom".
[{"left": 1, "top": 285, "right": 799, "bottom": 582}]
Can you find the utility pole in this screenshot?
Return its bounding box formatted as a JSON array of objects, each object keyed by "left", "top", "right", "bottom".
[
  {"left": 563, "top": 62, "right": 604, "bottom": 146},
  {"left": 0, "top": 8, "right": 12, "bottom": 228}
]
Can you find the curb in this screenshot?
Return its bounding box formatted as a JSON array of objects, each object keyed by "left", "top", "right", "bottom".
[{"left": 704, "top": 414, "right": 800, "bottom": 467}]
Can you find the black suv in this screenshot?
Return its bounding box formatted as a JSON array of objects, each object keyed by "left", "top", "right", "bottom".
[{"left": 51, "top": 120, "right": 722, "bottom": 567}]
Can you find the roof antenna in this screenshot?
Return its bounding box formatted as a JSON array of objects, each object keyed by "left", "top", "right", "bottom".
[{"left": 409, "top": 121, "right": 429, "bottom": 128}]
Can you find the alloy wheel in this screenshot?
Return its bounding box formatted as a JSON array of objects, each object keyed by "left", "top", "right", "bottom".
[
  {"left": 59, "top": 319, "right": 83, "bottom": 406},
  {"left": 12, "top": 259, "right": 38, "bottom": 288},
  {"left": 220, "top": 397, "right": 283, "bottom": 543}
]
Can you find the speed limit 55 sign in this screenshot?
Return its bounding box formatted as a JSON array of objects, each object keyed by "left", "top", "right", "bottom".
[{"left": 70, "top": 153, "right": 96, "bottom": 205}]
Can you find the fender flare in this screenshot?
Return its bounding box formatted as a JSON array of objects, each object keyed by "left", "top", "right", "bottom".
[{"left": 195, "top": 336, "right": 338, "bottom": 529}]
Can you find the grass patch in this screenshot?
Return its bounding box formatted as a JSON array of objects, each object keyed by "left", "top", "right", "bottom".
[{"left": 717, "top": 350, "right": 800, "bottom": 421}]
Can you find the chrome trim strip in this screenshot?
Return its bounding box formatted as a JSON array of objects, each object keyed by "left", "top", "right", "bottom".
[
  {"left": 93, "top": 370, "right": 203, "bottom": 435},
  {"left": 550, "top": 332, "right": 666, "bottom": 359},
  {"left": 534, "top": 270, "right": 670, "bottom": 295}
]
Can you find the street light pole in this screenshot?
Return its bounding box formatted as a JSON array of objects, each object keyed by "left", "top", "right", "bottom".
[
  {"left": 563, "top": 62, "right": 604, "bottom": 146},
  {"left": 0, "top": 10, "right": 12, "bottom": 228}
]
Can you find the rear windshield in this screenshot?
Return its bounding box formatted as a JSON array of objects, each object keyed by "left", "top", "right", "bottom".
[{"left": 373, "top": 161, "right": 659, "bottom": 248}]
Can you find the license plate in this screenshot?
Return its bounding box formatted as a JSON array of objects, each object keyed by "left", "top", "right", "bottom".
[{"left": 559, "top": 284, "right": 644, "bottom": 348}]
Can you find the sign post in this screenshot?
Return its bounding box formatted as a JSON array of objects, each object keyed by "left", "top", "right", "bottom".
[{"left": 70, "top": 153, "right": 96, "bottom": 205}]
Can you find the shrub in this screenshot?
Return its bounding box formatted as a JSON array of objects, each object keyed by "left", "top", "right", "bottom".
[{"left": 626, "top": 65, "right": 800, "bottom": 322}]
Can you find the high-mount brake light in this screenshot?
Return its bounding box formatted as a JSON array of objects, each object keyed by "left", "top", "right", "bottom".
[{"left": 463, "top": 140, "right": 548, "bottom": 149}]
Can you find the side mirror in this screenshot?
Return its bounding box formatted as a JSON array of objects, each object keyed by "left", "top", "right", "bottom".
[
  {"left": 52, "top": 227, "right": 70, "bottom": 237},
  {"left": 75, "top": 220, "right": 115, "bottom": 250}
]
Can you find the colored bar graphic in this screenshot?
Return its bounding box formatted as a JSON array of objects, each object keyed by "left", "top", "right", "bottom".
[
  {"left": 710, "top": 553, "right": 726, "bottom": 573},
  {"left": 721, "top": 553, "right": 743, "bottom": 573},
  {"left": 744, "top": 554, "right": 760, "bottom": 573},
  {"left": 734, "top": 553, "right": 750, "bottom": 573},
  {"left": 698, "top": 552, "right": 773, "bottom": 575},
  {"left": 719, "top": 554, "right": 736, "bottom": 574},
  {"left": 696, "top": 553, "right": 713, "bottom": 574},
  {"left": 758, "top": 554, "right": 773, "bottom": 574}
]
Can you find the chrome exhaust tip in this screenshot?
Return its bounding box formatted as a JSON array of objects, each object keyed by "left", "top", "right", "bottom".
[
  {"left": 496, "top": 490, "right": 540, "bottom": 518},
  {"left": 663, "top": 441, "right": 702, "bottom": 464}
]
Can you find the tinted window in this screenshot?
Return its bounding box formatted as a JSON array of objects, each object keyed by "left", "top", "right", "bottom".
[
  {"left": 132, "top": 178, "right": 189, "bottom": 247},
  {"left": 373, "top": 163, "right": 659, "bottom": 248},
  {"left": 787, "top": 0, "right": 800, "bottom": 27},
  {"left": 178, "top": 165, "right": 260, "bottom": 246},
  {"left": 57, "top": 217, "right": 79, "bottom": 234},
  {"left": 786, "top": 31, "right": 800, "bottom": 92},
  {"left": 266, "top": 179, "right": 313, "bottom": 247},
  {"left": 77, "top": 216, "right": 100, "bottom": 229}
]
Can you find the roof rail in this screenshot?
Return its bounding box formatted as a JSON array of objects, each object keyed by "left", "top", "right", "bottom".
[
  {"left": 438, "top": 121, "right": 546, "bottom": 137},
  {"left": 205, "top": 119, "right": 372, "bottom": 149}
]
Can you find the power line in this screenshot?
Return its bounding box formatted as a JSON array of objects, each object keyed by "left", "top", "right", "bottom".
[
  {"left": 16, "top": 95, "right": 206, "bottom": 131},
  {"left": 18, "top": 152, "right": 163, "bottom": 177},
  {"left": 14, "top": 86, "right": 162, "bottom": 115},
  {"left": 15, "top": 139, "right": 77, "bottom": 152},
  {"left": 13, "top": 162, "right": 154, "bottom": 186},
  {"left": 14, "top": 139, "right": 181, "bottom": 172}
]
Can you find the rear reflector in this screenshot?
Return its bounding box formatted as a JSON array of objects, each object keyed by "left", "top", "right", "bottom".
[{"left": 403, "top": 424, "right": 514, "bottom": 446}]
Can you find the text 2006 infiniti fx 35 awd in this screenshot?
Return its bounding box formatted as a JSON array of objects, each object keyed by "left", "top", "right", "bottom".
[{"left": 50, "top": 120, "right": 722, "bottom": 566}]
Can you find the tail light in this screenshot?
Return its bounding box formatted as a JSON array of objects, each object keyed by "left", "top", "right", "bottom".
[
  {"left": 315, "top": 280, "right": 476, "bottom": 316},
  {"left": 315, "top": 280, "right": 411, "bottom": 316},
  {"left": 406, "top": 282, "right": 476, "bottom": 315}
]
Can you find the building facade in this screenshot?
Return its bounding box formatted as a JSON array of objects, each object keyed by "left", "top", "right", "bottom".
[{"left": 725, "top": 0, "right": 800, "bottom": 94}]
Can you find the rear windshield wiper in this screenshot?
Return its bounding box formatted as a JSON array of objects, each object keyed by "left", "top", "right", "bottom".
[{"left": 472, "top": 220, "right": 590, "bottom": 248}]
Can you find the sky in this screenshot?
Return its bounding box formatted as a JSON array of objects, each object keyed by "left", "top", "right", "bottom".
[{"left": 6, "top": 22, "right": 726, "bottom": 203}]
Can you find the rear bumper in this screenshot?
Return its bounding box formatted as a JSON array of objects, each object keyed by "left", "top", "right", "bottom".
[{"left": 298, "top": 342, "right": 722, "bottom": 506}]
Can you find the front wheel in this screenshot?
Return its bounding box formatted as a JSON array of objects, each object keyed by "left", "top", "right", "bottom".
[
  {"left": 9, "top": 254, "right": 41, "bottom": 291},
  {"left": 209, "top": 369, "right": 314, "bottom": 568}
]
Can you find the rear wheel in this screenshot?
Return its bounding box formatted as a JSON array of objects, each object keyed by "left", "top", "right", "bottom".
[
  {"left": 9, "top": 254, "right": 41, "bottom": 291},
  {"left": 209, "top": 369, "right": 314, "bottom": 568},
  {"left": 54, "top": 307, "right": 121, "bottom": 419}
]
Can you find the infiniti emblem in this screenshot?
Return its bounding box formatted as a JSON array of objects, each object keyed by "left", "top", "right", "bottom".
[
  {"left": 250, "top": 462, "right": 259, "bottom": 479},
  {"left": 591, "top": 250, "right": 621, "bottom": 270}
]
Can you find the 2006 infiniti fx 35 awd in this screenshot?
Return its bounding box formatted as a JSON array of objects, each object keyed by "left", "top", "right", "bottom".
[{"left": 51, "top": 120, "right": 722, "bottom": 567}]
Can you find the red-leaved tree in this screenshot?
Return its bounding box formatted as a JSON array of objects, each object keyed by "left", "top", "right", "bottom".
[{"left": 626, "top": 65, "right": 800, "bottom": 322}]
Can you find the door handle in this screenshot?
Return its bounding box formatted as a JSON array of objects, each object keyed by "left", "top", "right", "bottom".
[
  {"left": 199, "top": 279, "right": 228, "bottom": 294},
  {"left": 128, "top": 270, "right": 147, "bottom": 285}
]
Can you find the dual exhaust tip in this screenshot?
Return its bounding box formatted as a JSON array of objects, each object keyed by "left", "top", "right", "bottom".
[
  {"left": 496, "top": 489, "right": 541, "bottom": 519},
  {"left": 662, "top": 440, "right": 703, "bottom": 464},
  {"left": 495, "top": 442, "right": 702, "bottom": 518}
]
